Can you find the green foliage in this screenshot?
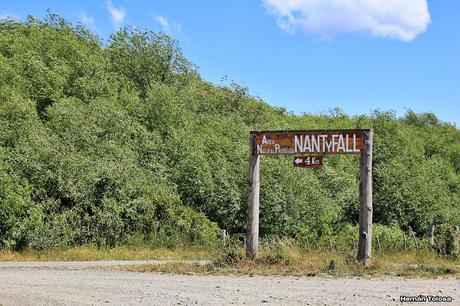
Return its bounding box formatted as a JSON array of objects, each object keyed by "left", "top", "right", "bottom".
[
  {"left": 433, "top": 224, "right": 460, "bottom": 258},
  {"left": 0, "top": 14, "right": 459, "bottom": 251},
  {"left": 372, "top": 224, "right": 407, "bottom": 250},
  {"left": 0, "top": 149, "right": 32, "bottom": 249}
]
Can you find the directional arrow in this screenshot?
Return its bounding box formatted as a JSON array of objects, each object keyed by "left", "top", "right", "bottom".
[{"left": 293, "top": 155, "right": 323, "bottom": 168}]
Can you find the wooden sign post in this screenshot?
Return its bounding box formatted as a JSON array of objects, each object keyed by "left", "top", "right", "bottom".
[
  {"left": 357, "top": 129, "right": 373, "bottom": 265},
  {"left": 246, "top": 133, "right": 260, "bottom": 259},
  {"left": 246, "top": 129, "right": 373, "bottom": 265}
]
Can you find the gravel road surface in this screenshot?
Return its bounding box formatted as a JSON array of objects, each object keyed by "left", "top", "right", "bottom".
[{"left": 0, "top": 261, "right": 458, "bottom": 305}]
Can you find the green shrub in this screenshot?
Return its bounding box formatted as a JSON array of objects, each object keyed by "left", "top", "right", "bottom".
[
  {"left": 373, "top": 224, "right": 407, "bottom": 250},
  {"left": 0, "top": 15, "right": 459, "bottom": 252},
  {"left": 433, "top": 224, "right": 460, "bottom": 258}
]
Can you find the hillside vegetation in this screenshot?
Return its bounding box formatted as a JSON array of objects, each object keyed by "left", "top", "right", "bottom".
[{"left": 0, "top": 15, "right": 459, "bottom": 251}]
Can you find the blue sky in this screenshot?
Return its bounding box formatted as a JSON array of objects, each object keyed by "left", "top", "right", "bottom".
[{"left": 1, "top": 0, "right": 459, "bottom": 125}]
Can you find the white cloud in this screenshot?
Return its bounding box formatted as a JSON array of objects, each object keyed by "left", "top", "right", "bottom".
[
  {"left": 155, "top": 15, "right": 182, "bottom": 34},
  {"left": 78, "top": 11, "right": 95, "bottom": 27},
  {"left": 156, "top": 16, "right": 169, "bottom": 32},
  {"left": 106, "top": 0, "right": 126, "bottom": 29},
  {"left": 0, "top": 11, "right": 20, "bottom": 21},
  {"left": 263, "top": 0, "right": 431, "bottom": 41}
]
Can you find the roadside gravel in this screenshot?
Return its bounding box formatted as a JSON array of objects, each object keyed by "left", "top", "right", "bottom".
[{"left": 0, "top": 261, "right": 458, "bottom": 305}]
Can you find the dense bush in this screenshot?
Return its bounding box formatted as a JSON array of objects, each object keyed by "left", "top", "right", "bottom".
[
  {"left": 433, "top": 224, "right": 460, "bottom": 258},
  {"left": 0, "top": 14, "right": 459, "bottom": 250}
]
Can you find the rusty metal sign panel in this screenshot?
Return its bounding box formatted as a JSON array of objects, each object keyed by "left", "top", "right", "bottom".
[
  {"left": 293, "top": 155, "right": 323, "bottom": 168},
  {"left": 252, "top": 129, "right": 365, "bottom": 155}
]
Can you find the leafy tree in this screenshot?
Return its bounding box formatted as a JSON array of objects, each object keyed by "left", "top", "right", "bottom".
[{"left": 0, "top": 14, "right": 458, "bottom": 251}]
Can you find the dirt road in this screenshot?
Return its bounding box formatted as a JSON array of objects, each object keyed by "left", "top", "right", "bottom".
[{"left": 0, "top": 261, "right": 458, "bottom": 305}]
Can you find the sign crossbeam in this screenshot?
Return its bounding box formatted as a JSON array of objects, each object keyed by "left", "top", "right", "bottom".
[{"left": 252, "top": 130, "right": 364, "bottom": 155}]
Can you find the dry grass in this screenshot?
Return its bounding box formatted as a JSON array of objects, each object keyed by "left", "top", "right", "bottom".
[
  {"left": 0, "top": 245, "right": 214, "bottom": 262},
  {"left": 119, "top": 248, "right": 460, "bottom": 279},
  {"left": 1, "top": 243, "right": 458, "bottom": 279}
]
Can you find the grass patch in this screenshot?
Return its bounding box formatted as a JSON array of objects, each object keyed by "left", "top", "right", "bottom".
[
  {"left": 117, "top": 248, "right": 460, "bottom": 279},
  {"left": 0, "top": 245, "right": 216, "bottom": 262},
  {"left": 1, "top": 242, "right": 459, "bottom": 279}
]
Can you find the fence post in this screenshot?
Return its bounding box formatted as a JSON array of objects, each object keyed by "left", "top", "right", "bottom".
[
  {"left": 328, "top": 239, "right": 334, "bottom": 251},
  {"left": 411, "top": 231, "right": 419, "bottom": 249},
  {"left": 376, "top": 236, "right": 381, "bottom": 253},
  {"left": 306, "top": 237, "right": 311, "bottom": 252},
  {"left": 429, "top": 225, "right": 435, "bottom": 247}
]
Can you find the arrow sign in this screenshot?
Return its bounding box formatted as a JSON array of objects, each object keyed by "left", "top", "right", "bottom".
[{"left": 293, "top": 155, "right": 323, "bottom": 168}]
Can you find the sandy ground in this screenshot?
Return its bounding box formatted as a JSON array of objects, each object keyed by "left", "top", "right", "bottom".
[{"left": 0, "top": 261, "right": 458, "bottom": 305}]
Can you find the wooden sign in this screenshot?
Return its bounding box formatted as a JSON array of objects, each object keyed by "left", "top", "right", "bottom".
[
  {"left": 293, "top": 155, "right": 323, "bottom": 168},
  {"left": 246, "top": 129, "right": 373, "bottom": 266},
  {"left": 252, "top": 129, "right": 364, "bottom": 155}
]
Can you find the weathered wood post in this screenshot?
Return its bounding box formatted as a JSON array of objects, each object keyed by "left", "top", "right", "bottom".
[
  {"left": 358, "top": 129, "right": 373, "bottom": 266},
  {"left": 429, "top": 225, "right": 435, "bottom": 247},
  {"left": 246, "top": 132, "right": 260, "bottom": 259},
  {"left": 411, "top": 230, "right": 419, "bottom": 249},
  {"left": 328, "top": 239, "right": 334, "bottom": 251}
]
